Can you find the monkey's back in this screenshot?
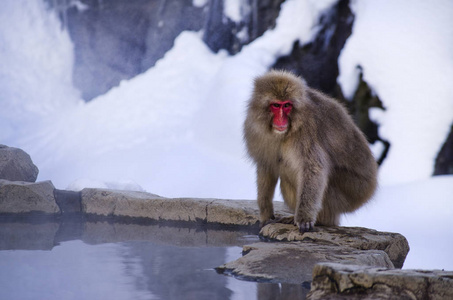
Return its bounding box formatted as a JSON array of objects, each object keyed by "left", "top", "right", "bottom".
[
  {"left": 305, "top": 88, "right": 376, "bottom": 171},
  {"left": 305, "top": 88, "right": 378, "bottom": 209}
]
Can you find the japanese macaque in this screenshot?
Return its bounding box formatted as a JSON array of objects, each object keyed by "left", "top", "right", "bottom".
[{"left": 244, "top": 70, "right": 377, "bottom": 232}]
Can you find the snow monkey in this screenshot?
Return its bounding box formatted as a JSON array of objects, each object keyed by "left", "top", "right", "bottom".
[{"left": 244, "top": 70, "right": 377, "bottom": 232}]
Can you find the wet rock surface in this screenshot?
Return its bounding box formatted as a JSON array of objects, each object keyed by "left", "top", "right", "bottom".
[
  {"left": 0, "top": 180, "right": 60, "bottom": 214},
  {"left": 216, "top": 223, "right": 409, "bottom": 285},
  {"left": 260, "top": 223, "right": 409, "bottom": 268},
  {"left": 216, "top": 241, "right": 394, "bottom": 284},
  {"left": 0, "top": 144, "right": 39, "bottom": 182},
  {"left": 80, "top": 188, "right": 292, "bottom": 226},
  {"left": 307, "top": 263, "right": 453, "bottom": 300}
]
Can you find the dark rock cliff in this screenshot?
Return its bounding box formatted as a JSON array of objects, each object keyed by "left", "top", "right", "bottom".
[{"left": 47, "top": 0, "right": 284, "bottom": 101}]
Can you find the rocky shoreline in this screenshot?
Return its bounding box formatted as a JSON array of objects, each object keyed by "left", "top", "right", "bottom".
[{"left": 1, "top": 144, "right": 452, "bottom": 299}]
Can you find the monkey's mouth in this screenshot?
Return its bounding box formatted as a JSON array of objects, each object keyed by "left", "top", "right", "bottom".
[{"left": 273, "top": 125, "right": 288, "bottom": 133}]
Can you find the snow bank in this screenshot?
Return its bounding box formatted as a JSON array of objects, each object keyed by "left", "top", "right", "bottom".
[
  {"left": 342, "top": 175, "right": 453, "bottom": 270},
  {"left": 337, "top": 1, "right": 453, "bottom": 269},
  {"left": 338, "top": 0, "right": 453, "bottom": 185},
  {"left": 2, "top": 0, "right": 334, "bottom": 198},
  {"left": 0, "top": 0, "right": 81, "bottom": 144},
  {"left": 224, "top": 0, "right": 242, "bottom": 23}
]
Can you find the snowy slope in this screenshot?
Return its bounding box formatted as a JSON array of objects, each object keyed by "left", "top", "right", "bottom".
[
  {"left": 337, "top": 0, "right": 453, "bottom": 270},
  {"left": 0, "top": 1, "right": 80, "bottom": 133},
  {"left": 341, "top": 175, "right": 453, "bottom": 269},
  {"left": 339, "top": 0, "right": 453, "bottom": 185},
  {"left": 1, "top": 0, "right": 335, "bottom": 199}
]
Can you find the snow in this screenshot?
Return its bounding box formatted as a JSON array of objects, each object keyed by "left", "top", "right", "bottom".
[
  {"left": 1, "top": 0, "right": 453, "bottom": 271},
  {"left": 338, "top": 0, "right": 453, "bottom": 185},
  {"left": 69, "top": 1, "right": 90, "bottom": 12},
  {"left": 192, "top": 0, "right": 208, "bottom": 8},
  {"left": 0, "top": 0, "right": 81, "bottom": 142},
  {"left": 224, "top": 0, "right": 242, "bottom": 23},
  {"left": 341, "top": 175, "right": 453, "bottom": 270},
  {"left": 1, "top": 0, "right": 333, "bottom": 199}
]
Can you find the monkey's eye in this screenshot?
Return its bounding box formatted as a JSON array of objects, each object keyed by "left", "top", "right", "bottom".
[
  {"left": 283, "top": 103, "right": 292, "bottom": 108},
  {"left": 272, "top": 103, "right": 281, "bottom": 108}
]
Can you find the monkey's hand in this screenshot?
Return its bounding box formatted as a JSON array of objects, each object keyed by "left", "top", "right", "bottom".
[
  {"left": 295, "top": 213, "right": 315, "bottom": 233},
  {"left": 297, "top": 221, "right": 315, "bottom": 233}
]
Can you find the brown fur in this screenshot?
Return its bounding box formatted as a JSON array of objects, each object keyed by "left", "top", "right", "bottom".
[{"left": 243, "top": 70, "right": 377, "bottom": 232}]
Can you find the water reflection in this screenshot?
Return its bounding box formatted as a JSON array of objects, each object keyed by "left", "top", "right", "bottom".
[
  {"left": 0, "top": 240, "right": 153, "bottom": 299},
  {"left": 0, "top": 215, "right": 308, "bottom": 299}
]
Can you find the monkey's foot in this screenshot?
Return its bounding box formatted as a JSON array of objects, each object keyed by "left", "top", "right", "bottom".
[{"left": 297, "top": 221, "right": 315, "bottom": 233}]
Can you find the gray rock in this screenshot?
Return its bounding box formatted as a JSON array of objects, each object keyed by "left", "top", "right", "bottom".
[
  {"left": 307, "top": 263, "right": 453, "bottom": 300},
  {"left": 216, "top": 242, "right": 394, "bottom": 284},
  {"left": 0, "top": 180, "right": 59, "bottom": 214},
  {"left": 260, "top": 223, "right": 410, "bottom": 268},
  {"left": 206, "top": 199, "right": 292, "bottom": 226},
  {"left": 80, "top": 188, "right": 292, "bottom": 226},
  {"left": 81, "top": 188, "right": 209, "bottom": 222},
  {"left": 0, "top": 145, "right": 39, "bottom": 182},
  {"left": 54, "top": 189, "right": 81, "bottom": 213}
]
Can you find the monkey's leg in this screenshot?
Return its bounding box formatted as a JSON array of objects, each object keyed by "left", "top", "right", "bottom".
[
  {"left": 256, "top": 166, "right": 278, "bottom": 226},
  {"left": 280, "top": 178, "right": 297, "bottom": 211},
  {"left": 274, "top": 179, "right": 296, "bottom": 225},
  {"left": 317, "top": 185, "right": 342, "bottom": 226},
  {"left": 295, "top": 165, "right": 328, "bottom": 233}
]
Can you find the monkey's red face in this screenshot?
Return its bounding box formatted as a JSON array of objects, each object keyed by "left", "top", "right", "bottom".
[{"left": 270, "top": 100, "right": 293, "bottom": 133}]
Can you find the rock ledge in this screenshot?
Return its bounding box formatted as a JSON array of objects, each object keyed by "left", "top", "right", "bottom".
[
  {"left": 307, "top": 262, "right": 453, "bottom": 300},
  {"left": 260, "top": 223, "right": 409, "bottom": 268},
  {"left": 216, "top": 223, "right": 410, "bottom": 284},
  {"left": 0, "top": 180, "right": 59, "bottom": 214},
  {"left": 80, "top": 188, "right": 292, "bottom": 226},
  {"left": 216, "top": 241, "right": 394, "bottom": 284}
]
